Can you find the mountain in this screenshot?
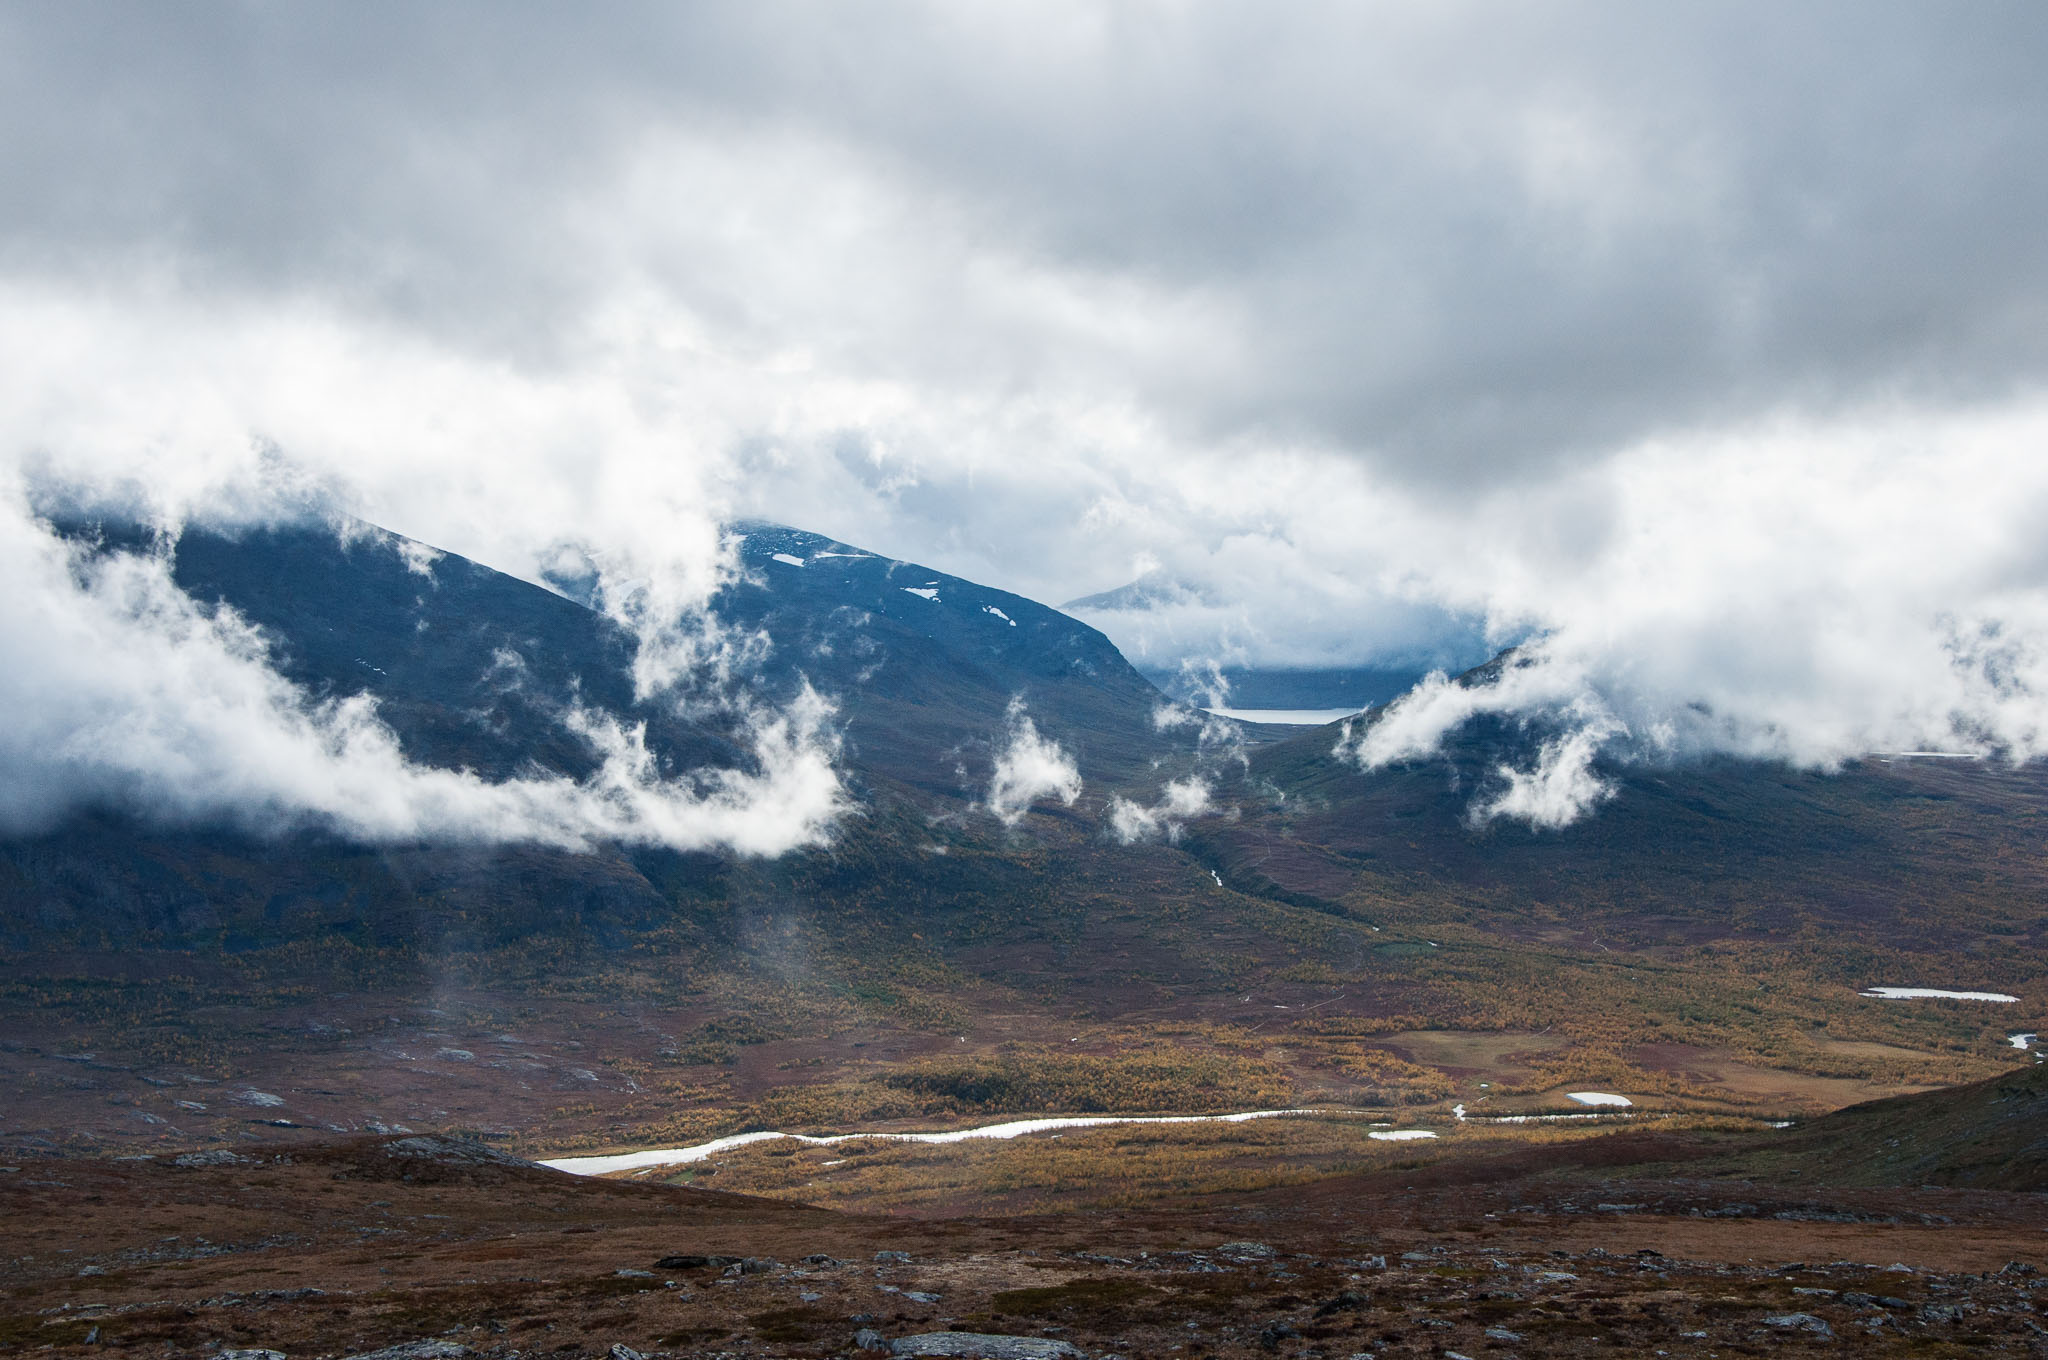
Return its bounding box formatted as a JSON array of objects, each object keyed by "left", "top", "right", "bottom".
[
  {"left": 6, "top": 514, "right": 2048, "bottom": 1169},
  {"left": 83, "top": 516, "right": 1177, "bottom": 799},
  {"left": 0, "top": 515, "right": 1192, "bottom": 950},
  {"left": 714, "top": 523, "right": 1177, "bottom": 794}
]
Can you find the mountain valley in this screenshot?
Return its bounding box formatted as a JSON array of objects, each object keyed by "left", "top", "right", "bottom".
[{"left": 4, "top": 517, "right": 2047, "bottom": 1357}]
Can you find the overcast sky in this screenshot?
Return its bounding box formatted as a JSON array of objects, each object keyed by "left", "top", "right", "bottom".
[{"left": 5, "top": 1, "right": 2048, "bottom": 834}]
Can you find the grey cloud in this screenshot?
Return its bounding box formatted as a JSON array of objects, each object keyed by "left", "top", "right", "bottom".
[
  {"left": 4, "top": 2, "right": 2048, "bottom": 833},
  {"left": 6, "top": 4, "right": 2046, "bottom": 475}
]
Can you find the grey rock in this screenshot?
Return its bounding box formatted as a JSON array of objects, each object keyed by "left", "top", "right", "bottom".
[
  {"left": 613, "top": 1268, "right": 655, "bottom": 1279},
  {"left": 173, "top": 1149, "right": 253, "bottom": 1167},
  {"left": 221, "top": 1351, "right": 287, "bottom": 1360},
  {"left": 338, "top": 1343, "right": 472, "bottom": 1360},
  {"left": 1921, "top": 1303, "right": 1965, "bottom": 1323},
  {"left": 1484, "top": 1327, "right": 1524, "bottom": 1341},
  {"left": 876, "top": 1250, "right": 913, "bottom": 1263},
  {"left": 1762, "top": 1312, "right": 1834, "bottom": 1339},
  {"left": 1216, "top": 1241, "right": 1276, "bottom": 1261},
  {"left": 654, "top": 1253, "right": 738, "bottom": 1270},
  {"left": 609, "top": 1347, "right": 646, "bottom": 1360},
  {"left": 381, "top": 1136, "right": 536, "bottom": 1170},
  {"left": 888, "top": 1333, "right": 1082, "bottom": 1359},
  {"left": 854, "top": 1328, "right": 888, "bottom": 1352},
  {"left": 903, "top": 1290, "right": 941, "bottom": 1303}
]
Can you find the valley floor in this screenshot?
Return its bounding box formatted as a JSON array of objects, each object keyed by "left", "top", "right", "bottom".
[{"left": 7, "top": 1130, "right": 2048, "bottom": 1359}]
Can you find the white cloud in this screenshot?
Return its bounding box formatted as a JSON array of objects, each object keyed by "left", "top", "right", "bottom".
[
  {"left": 1470, "top": 726, "right": 1619, "bottom": 832},
  {"left": 1335, "top": 401, "right": 2048, "bottom": 825},
  {"left": 984, "top": 699, "right": 1082, "bottom": 826},
  {"left": 0, "top": 496, "right": 845, "bottom": 853},
  {"left": 1107, "top": 776, "right": 1214, "bottom": 845},
  {"left": 0, "top": 282, "right": 855, "bottom": 853}
]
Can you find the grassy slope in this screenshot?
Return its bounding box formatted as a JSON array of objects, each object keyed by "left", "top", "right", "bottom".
[{"left": 1751, "top": 1057, "right": 2048, "bottom": 1190}]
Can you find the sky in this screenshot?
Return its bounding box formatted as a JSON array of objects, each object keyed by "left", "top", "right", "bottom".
[{"left": 5, "top": 1, "right": 2048, "bottom": 837}]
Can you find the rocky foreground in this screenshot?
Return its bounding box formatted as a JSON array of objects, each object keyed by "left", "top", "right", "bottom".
[{"left": 7, "top": 1130, "right": 2048, "bottom": 1357}]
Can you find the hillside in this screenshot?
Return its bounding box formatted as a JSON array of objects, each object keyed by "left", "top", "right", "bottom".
[{"left": 1762, "top": 1058, "right": 2048, "bottom": 1190}]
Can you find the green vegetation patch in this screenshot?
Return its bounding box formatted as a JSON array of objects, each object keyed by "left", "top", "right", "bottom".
[
  {"left": 989, "top": 1276, "right": 1166, "bottom": 1321},
  {"left": 748, "top": 1048, "right": 1294, "bottom": 1128}
]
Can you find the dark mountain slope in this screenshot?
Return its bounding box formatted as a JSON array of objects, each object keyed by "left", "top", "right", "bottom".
[
  {"left": 715, "top": 523, "right": 1177, "bottom": 793},
  {"left": 1763, "top": 1058, "right": 2048, "bottom": 1190},
  {"left": 1197, "top": 697, "right": 2048, "bottom": 954},
  {"left": 66, "top": 516, "right": 1179, "bottom": 798},
  {"left": 161, "top": 522, "right": 737, "bottom": 782},
  {"left": 1, "top": 517, "right": 1189, "bottom": 947}
]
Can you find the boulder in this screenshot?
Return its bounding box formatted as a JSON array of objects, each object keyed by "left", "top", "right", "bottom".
[
  {"left": 174, "top": 1149, "right": 253, "bottom": 1167},
  {"left": 337, "top": 1343, "right": 472, "bottom": 1360},
  {"left": 1761, "top": 1313, "right": 1835, "bottom": 1339}
]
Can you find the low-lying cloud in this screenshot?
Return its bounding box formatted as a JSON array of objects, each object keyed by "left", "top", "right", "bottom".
[
  {"left": 0, "top": 496, "right": 845, "bottom": 853},
  {"left": 1336, "top": 403, "right": 2048, "bottom": 826},
  {"left": 984, "top": 699, "right": 1083, "bottom": 826},
  {"left": 1107, "top": 777, "right": 1214, "bottom": 845}
]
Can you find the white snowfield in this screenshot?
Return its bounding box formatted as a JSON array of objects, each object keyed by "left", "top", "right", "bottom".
[
  {"left": 543, "top": 1109, "right": 1324, "bottom": 1176},
  {"left": 1861, "top": 987, "right": 2019, "bottom": 1003},
  {"left": 2009, "top": 1033, "right": 2038, "bottom": 1050},
  {"left": 1566, "top": 1092, "right": 1633, "bottom": 1107},
  {"left": 1367, "top": 1130, "right": 1438, "bottom": 1141},
  {"left": 770, "top": 553, "right": 806, "bottom": 567},
  {"left": 903, "top": 586, "right": 940, "bottom": 601},
  {"left": 983, "top": 605, "right": 1015, "bottom": 626}
]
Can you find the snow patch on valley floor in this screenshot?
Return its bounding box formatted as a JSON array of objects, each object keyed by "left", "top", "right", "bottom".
[
  {"left": 1367, "top": 1129, "right": 1437, "bottom": 1141},
  {"left": 1861, "top": 986, "right": 2020, "bottom": 1003},
  {"left": 1566, "top": 1091, "right": 1633, "bottom": 1107},
  {"left": 544, "top": 1108, "right": 1331, "bottom": 1176},
  {"left": 2010, "top": 1033, "right": 2039, "bottom": 1050}
]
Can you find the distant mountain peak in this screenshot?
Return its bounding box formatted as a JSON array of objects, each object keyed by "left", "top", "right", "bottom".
[{"left": 1059, "top": 573, "right": 1221, "bottom": 614}]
